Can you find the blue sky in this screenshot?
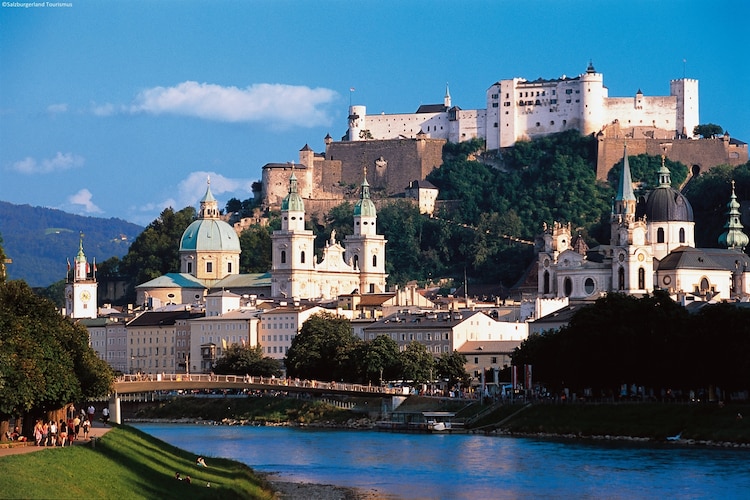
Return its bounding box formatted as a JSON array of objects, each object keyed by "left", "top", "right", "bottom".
[{"left": 2, "top": 0, "right": 748, "bottom": 226}]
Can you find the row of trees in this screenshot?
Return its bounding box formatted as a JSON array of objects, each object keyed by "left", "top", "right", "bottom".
[
  {"left": 275, "top": 313, "right": 471, "bottom": 389},
  {"left": 511, "top": 291, "right": 750, "bottom": 398},
  {"left": 0, "top": 242, "right": 114, "bottom": 438}
]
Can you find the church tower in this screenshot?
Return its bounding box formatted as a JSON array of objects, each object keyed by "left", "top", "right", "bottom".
[
  {"left": 271, "top": 171, "right": 316, "bottom": 298},
  {"left": 65, "top": 234, "right": 98, "bottom": 319},
  {"left": 610, "top": 145, "right": 653, "bottom": 294},
  {"left": 345, "top": 171, "right": 387, "bottom": 294},
  {"left": 718, "top": 180, "right": 749, "bottom": 251}
]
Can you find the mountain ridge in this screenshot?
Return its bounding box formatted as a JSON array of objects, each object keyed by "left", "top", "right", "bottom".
[{"left": 0, "top": 201, "right": 143, "bottom": 287}]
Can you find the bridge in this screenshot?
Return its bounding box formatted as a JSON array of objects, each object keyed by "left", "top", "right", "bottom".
[{"left": 108, "top": 373, "right": 406, "bottom": 424}]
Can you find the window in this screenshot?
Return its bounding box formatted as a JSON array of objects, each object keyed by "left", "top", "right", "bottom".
[
  {"left": 679, "top": 228, "right": 686, "bottom": 243},
  {"left": 300, "top": 251, "right": 306, "bottom": 264},
  {"left": 543, "top": 270, "right": 550, "bottom": 294},
  {"left": 618, "top": 267, "right": 625, "bottom": 290},
  {"left": 372, "top": 255, "right": 377, "bottom": 267},
  {"left": 657, "top": 228, "right": 665, "bottom": 243},
  {"left": 206, "top": 262, "right": 213, "bottom": 273},
  {"left": 564, "top": 277, "right": 573, "bottom": 297},
  {"left": 281, "top": 250, "right": 286, "bottom": 264},
  {"left": 474, "top": 357, "right": 479, "bottom": 364},
  {"left": 491, "top": 357, "right": 498, "bottom": 364},
  {"left": 638, "top": 267, "right": 646, "bottom": 289},
  {"left": 227, "top": 262, "right": 232, "bottom": 273},
  {"left": 584, "top": 278, "right": 595, "bottom": 295},
  {"left": 186, "top": 262, "right": 192, "bottom": 273}
]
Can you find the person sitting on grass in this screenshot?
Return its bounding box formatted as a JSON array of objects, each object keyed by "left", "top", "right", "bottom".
[{"left": 196, "top": 456, "right": 207, "bottom": 467}]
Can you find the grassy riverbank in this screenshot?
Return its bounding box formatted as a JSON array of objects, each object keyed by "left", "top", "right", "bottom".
[{"left": 0, "top": 425, "right": 275, "bottom": 499}]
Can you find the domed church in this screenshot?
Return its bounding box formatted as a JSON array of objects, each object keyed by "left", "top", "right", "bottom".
[
  {"left": 178, "top": 177, "right": 241, "bottom": 283},
  {"left": 538, "top": 146, "right": 750, "bottom": 302}
]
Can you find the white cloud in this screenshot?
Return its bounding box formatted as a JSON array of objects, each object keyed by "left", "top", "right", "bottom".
[
  {"left": 68, "top": 188, "right": 103, "bottom": 214},
  {"left": 91, "top": 102, "right": 117, "bottom": 117},
  {"left": 128, "top": 81, "right": 338, "bottom": 127},
  {"left": 47, "top": 103, "right": 68, "bottom": 114},
  {"left": 10, "top": 152, "right": 85, "bottom": 174}
]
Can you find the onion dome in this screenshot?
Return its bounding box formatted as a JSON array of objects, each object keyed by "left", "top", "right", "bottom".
[
  {"left": 281, "top": 171, "right": 305, "bottom": 212},
  {"left": 354, "top": 174, "right": 377, "bottom": 218},
  {"left": 640, "top": 158, "right": 694, "bottom": 222},
  {"left": 718, "top": 180, "right": 749, "bottom": 251}
]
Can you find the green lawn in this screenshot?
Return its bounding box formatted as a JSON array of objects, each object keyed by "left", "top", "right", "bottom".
[{"left": 0, "top": 425, "right": 274, "bottom": 500}]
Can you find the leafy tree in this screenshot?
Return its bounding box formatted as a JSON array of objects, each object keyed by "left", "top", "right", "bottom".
[
  {"left": 0, "top": 280, "right": 113, "bottom": 438},
  {"left": 607, "top": 154, "right": 688, "bottom": 192},
  {"left": 238, "top": 225, "right": 272, "bottom": 273},
  {"left": 693, "top": 123, "right": 724, "bottom": 139},
  {"left": 285, "top": 313, "right": 360, "bottom": 382},
  {"left": 120, "top": 206, "right": 196, "bottom": 297},
  {"left": 399, "top": 341, "right": 435, "bottom": 384},
  {"left": 225, "top": 197, "right": 243, "bottom": 214},
  {"left": 212, "top": 344, "right": 281, "bottom": 377},
  {"left": 352, "top": 334, "right": 401, "bottom": 384},
  {"left": 436, "top": 351, "right": 470, "bottom": 389}
]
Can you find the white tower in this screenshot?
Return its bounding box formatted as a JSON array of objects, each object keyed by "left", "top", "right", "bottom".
[
  {"left": 345, "top": 171, "right": 387, "bottom": 294},
  {"left": 271, "top": 171, "right": 316, "bottom": 298},
  {"left": 65, "top": 234, "right": 98, "bottom": 319}
]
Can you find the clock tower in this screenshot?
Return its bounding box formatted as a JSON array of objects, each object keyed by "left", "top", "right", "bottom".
[{"left": 65, "top": 234, "right": 98, "bottom": 319}]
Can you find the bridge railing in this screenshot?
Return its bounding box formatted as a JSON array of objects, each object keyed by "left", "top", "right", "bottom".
[{"left": 114, "top": 373, "right": 402, "bottom": 395}]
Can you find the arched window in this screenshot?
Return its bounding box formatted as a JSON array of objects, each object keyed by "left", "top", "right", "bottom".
[
  {"left": 638, "top": 267, "right": 645, "bottom": 289},
  {"left": 280, "top": 250, "right": 286, "bottom": 264},
  {"left": 618, "top": 266, "right": 625, "bottom": 290},
  {"left": 563, "top": 277, "right": 572, "bottom": 297},
  {"left": 700, "top": 277, "right": 710, "bottom": 292},
  {"left": 372, "top": 254, "right": 377, "bottom": 267},
  {"left": 543, "top": 270, "right": 550, "bottom": 294},
  {"left": 679, "top": 227, "right": 686, "bottom": 243},
  {"left": 300, "top": 251, "right": 306, "bottom": 264},
  {"left": 657, "top": 227, "right": 665, "bottom": 243},
  {"left": 353, "top": 255, "right": 359, "bottom": 270}
]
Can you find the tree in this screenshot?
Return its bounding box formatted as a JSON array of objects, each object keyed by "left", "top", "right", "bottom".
[
  {"left": 238, "top": 225, "right": 272, "bottom": 273},
  {"left": 693, "top": 123, "right": 724, "bottom": 139},
  {"left": 399, "top": 341, "right": 435, "bottom": 384},
  {"left": 436, "top": 351, "right": 470, "bottom": 389},
  {"left": 352, "top": 334, "right": 401, "bottom": 385},
  {"left": 119, "top": 206, "right": 196, "bottom": 298},
  {"left": 285, "top": 313, "right": 360, "bottom": 382},
  {"left": 212, "top": 344, "right": 281, "bottom": 377},
  {"left": 0, "top": 280, "right": 113, "bottom": 439}
]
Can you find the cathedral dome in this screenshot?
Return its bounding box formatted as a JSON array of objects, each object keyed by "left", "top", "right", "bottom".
[
  {"left": 639, "top": 162, "right": 694, "bottom": 222},
  {"left": 179, "top": 219, "right": 240, "bottom": 252}
]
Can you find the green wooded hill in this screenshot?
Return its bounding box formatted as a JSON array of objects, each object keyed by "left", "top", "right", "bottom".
[{"left": 0, "top": 201, "right": 143, "bottom": 287}]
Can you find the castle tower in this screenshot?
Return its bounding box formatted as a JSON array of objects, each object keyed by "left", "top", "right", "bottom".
[
  {"left": 579, "top": 61, "right": 606, "bottom": 136},
  {"left": 670, "top": 78, "right": 700, "bottom": 138},
  {"left": 271, "top": 171, "right": 316, "bottom": 298},
  {"left": 718, "top": 180, "right": 749, "bottom": 251},
  {"left": 348, "top": 105, "right": 366, "bottom": 141},
  {"left": 345, "top": 170, "right": 387, "bottom": 294},
  {"left": 65, "top": 234, "right": 98, "bottom": 319},
  {"left": 179, "top": 178, "right": 241, "bottom": 283}
]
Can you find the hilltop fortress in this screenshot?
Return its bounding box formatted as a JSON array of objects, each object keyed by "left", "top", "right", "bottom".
[{"left": 261, "top": 63, "right": 747, "bottom": 214}]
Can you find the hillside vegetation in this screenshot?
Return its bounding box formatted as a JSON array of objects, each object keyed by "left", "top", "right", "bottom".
[{"left": 0, "top": 201, "right": 142, "bottom": 287}]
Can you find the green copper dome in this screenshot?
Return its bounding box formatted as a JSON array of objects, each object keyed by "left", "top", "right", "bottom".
[
  {"left": 354, "top": 176, "right": 377, "bottom": 217},
  {"left": 179, "top": 218, "right": 240, "bottom": 252},
  {"left": 281, "top": 172, "right": 305, "bottom": 212}
]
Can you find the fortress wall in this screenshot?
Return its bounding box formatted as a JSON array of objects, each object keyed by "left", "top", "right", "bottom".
[
  {"left": 325, "top": 139, "right": 445, "bottom": 196},
  {"left": 596, "top": 135, "right": 749, "bottom": 180},
  {"left": 603, "top": 96, "right": 677, "bottom": 132}
]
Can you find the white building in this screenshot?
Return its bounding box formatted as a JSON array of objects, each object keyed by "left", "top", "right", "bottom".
[
  {"left": 538, "top": 146, "right": 750, "bottom": 302},
  {"left": 271, "top": 170, "right": 387, "bottom": 300},
  {"left": 65, "top": 235, "right": 98, "bottom": 319},
  {"left": 258, "top": 304, "right": 326, "bottom": 361},
  {"left": 347, "top": 63, "right": 698, "bottom": 150}
]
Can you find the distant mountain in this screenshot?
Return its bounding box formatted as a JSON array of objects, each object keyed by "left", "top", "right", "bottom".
[{"left": 0, "top": 201, "right": 143, "bottom": 287}]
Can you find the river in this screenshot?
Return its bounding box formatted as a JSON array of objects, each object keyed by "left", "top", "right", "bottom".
[{"left": 135, "top": 423, "right": 750, "bottom": 499}]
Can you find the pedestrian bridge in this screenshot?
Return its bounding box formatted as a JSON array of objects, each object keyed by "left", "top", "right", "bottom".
[{"left": 108, "top": 373, "right": 404, "bottom": 424}]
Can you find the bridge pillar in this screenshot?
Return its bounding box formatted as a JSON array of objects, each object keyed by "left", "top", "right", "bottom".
[{"left": 110, "top": 394, "right": 122, "bottom": 425}]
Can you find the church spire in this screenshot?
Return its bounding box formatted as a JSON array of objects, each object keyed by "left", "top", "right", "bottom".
[
  {"left": 444, "top": 83, "right": 451, "bottom": 108},
  {"left": 718, "top": 180, "right": 749, "bottom": 251},
  {"left": 74, "top": 232, "right": 89, "bottom": 281},
  {"left": 198, "top": 176, "right": 219, "bottom": 219},
  {"left": 613, "top": 144, "right": 636, "bottom": 220}
]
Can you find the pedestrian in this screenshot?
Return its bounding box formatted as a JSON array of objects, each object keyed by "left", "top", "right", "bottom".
[
  {"left": 34, "top": 420, "right": 44, "bottom": 446},
  {"left": 58, "top": 419, "right": 68, "bottom": 447},
  {"left": 102, "top": 406, "right": 110, "bottom": 424},
  {"left": 82, "top": 418, "right": 90, "bottom": 439},
  {"left": 48, "top": 420, "right": 57, "bottom": 446},
  {"left": 73, "top": 415, "right": 81, "bottom": 439},
  {"left": 87, "top": 404, "right": 95, "bottom": 422}
]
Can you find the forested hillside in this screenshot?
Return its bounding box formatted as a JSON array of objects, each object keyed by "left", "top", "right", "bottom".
[{"left": 0, "top": 201, "right": 142, "bottom": 287}]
